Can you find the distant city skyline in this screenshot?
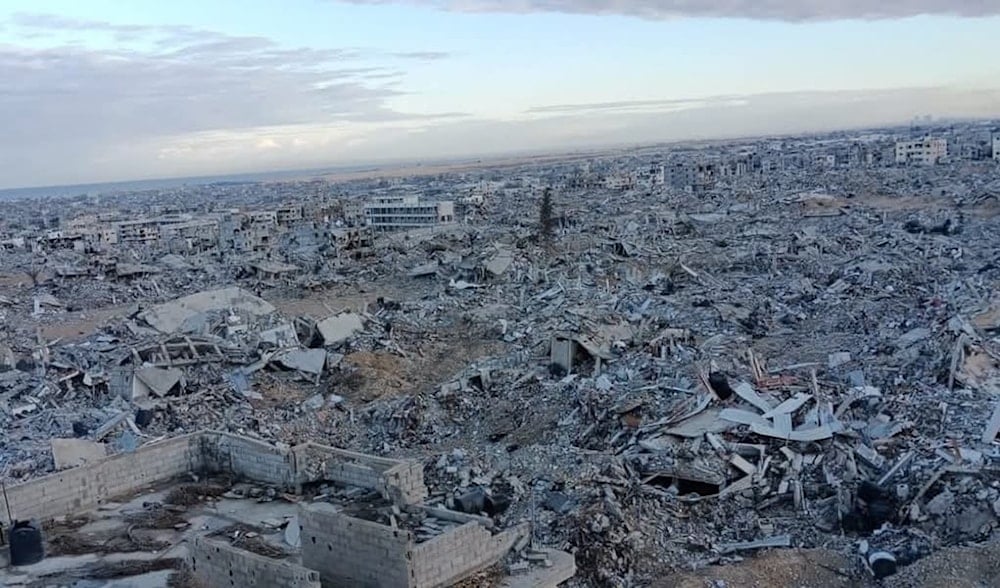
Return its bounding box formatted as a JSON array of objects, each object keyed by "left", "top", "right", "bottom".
[{"left": 1, "top": 0, "right": 999, "bottom": 189}]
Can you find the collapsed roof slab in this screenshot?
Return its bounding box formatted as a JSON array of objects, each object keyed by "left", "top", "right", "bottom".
[
  {"left": 316, "top": 313, "right": 364, "bottom": 346},
  {"left": 273, "top": 348, "right": 328, "bottom": 375},
  {"left": 139, "top": 287, "right": 275, "bottom": 334},
  {"left": 134, "top": 365, "right": 184, "bottom": 398}
]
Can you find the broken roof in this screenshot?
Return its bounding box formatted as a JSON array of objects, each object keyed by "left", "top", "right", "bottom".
[
  {"left": 139, "top": 287, "right": 276, "bottom": 334},
  {"left": 316, "top": 313, "right": 364, "bottom": 346}
]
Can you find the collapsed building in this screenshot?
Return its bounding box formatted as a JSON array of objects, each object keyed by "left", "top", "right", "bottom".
[
  {"left": 0, "top": 431, "right": 573, "bottom": 587},
  {"left": 2, "top": 121, "right": 1000, "bottom": 586}
]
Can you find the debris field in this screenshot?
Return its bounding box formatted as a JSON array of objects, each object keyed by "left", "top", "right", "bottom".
[{"left": 2, "top": 158, "right": 1000, "bottom": 586}]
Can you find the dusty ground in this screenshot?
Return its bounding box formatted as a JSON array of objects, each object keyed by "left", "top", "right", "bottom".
[
  {"left": 274, "top": 283, "right": 508, "bottom": 402},
  {"left": 883, "top": 543, "right": 1000, "bottom": 588},
  {"left": 0, "top": 271, "right": 29, "bottom": 291},
  {"left": 272, "top": 288, "right": 379, "bottom": 317},
  {"left": 658, "top": 549, "right": 858, "bottom": 588},
  {"left": 858, "top": 194, "right": 1000, "bottom": 216},
  {"left": 340, "top": 334, "right": 507, "bottom": 402},
  {"left": 653, "top": 543, "right": 1000, "bottom": 588},
  {"left": 37, "top": 306, "right": 127, "bottom": 340}
]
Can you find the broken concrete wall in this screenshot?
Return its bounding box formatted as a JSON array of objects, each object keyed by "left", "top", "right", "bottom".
[
  {"left": 410, "top": 522, "right": 528, "bottom": 588},
  {"left": 292, "top": 442, "right": 427, "bottom": 503},
  {"left": 299, "top": 502, "right": 412, "bottom": 588},
  {"left": 189, "top": 536, "right": 321, "bottom": 588},
  {"left": 0, "top": 431, "right": 425, "bottom": 527},
  {"left": 200, "top": 432, "right": 297, "bottom": 490},
  {"left": 0, "top": 434, "right": 202, "bottom": 523},
  {"left": 298, "top": 501, "right": 526, "bottom": 588},
  {"left": 384, "top": 460, "right": 428, "bottom": 504}
]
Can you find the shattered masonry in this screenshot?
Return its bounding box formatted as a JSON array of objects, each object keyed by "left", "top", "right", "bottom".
[{"left": 1, "top": 121, "right": 1000, "bottom": 586}]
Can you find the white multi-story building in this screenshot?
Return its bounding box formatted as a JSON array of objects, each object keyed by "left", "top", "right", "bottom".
[
  {"left": 993, "top": 136, "right": 1000, "bottom": 161},
  {"left": 895, "top": 138, "right": 947, "bottom": 165},
  {"left": 363, "top": 195, "right": 455, "bottom": 232},
  {"left": 115, "top": 219, "right": 162, "bottom": 244}
]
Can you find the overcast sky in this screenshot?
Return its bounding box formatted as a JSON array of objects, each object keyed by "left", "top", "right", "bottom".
[{"left": 1, "top": 0, "right": 999, "bottom": 188}]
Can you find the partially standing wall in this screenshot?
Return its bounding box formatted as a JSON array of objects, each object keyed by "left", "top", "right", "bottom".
[
  {"left": 201, "top": 432, "right": 297, "bottom": 489},
  {"left": 293, "top": 442, "right": 427, "bottom": 503},
  {"left": 299, "top": 502, "right": 413, "bottom": 588},
  {"left": 0, "top": 431, "right": 425, "bottom": 538},
  {"left": 0, "top": 434, "right": 202, "bottom": 523},
  {"left": 298, "top": 502, "right": 528, "bottom": 588},
  {"left": 189, "top": 536, "right": 321, "bottom": 588},
  {"left": 409, "top": 521, "right": 528, "bottom": 588}
]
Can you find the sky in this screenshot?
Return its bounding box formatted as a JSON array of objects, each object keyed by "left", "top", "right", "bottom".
[{"left": 1, "top": 1, "right": 999, "bottom": 188}]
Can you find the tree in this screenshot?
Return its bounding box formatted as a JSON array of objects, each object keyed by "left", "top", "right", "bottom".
[{"left": 538, "top": 187, "right": 554, "bottom": 246}]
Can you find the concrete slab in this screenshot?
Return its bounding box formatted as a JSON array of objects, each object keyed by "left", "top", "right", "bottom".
[
  {"left": 316, "top": 313, "right": 364, "bottom": 346},
  {"left": 134, "top": 366, "right": 183, "bottom": 398},
  {"left": 139, "top": 287, "right": 275, "bottom": 334},
  {"left": 284, "top": 515, "right": 301, "bottom": 548},
  {"left": 51, "top": 438, "right": 107, "bottom": 470},
  {"left": 273, "top": 349, "right": 327, "bottom": 375},
  {"left": 485, "top": 249, "right": 514, "bottom": 277}
]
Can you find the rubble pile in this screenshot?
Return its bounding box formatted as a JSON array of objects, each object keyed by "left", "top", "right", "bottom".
[{"left": 2, "top": 144, "right": 1000, "bottom": 585}]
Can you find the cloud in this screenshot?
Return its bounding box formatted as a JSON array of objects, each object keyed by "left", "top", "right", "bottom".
[
  {"left": 337, "top": 0, "right": 1000, "bottom": 21},
  {"left": 525, "top": 95, "right": 745, "bottom": 114},
  {"left": 2, "top": 10, "right": 998, "bottom": 188},
  {"left": 350, "top": 86, "right": 1000, "bottom": 161},
  {"left": 0, "top": 13, "right": 460, "bottom": 187},
  {"left": 8, "top": 12, "right": 198, "bottom": 43},
  {"left": 391, "top": 50, "right": 452, "bottom": 60},
  {"left": 55, "top": 85, "right": 1000, "bottom": 187}
]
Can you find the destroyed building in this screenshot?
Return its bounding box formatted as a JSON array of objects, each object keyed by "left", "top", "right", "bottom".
[
  {"left": 0, "top": 431, "right": 573, "bottom": 587},
  {"left": 1, "top": 120, "right": 1000, "bottom": 587},
  {"left": 895, "top": 137, "right": 948, "bottom": 165}
]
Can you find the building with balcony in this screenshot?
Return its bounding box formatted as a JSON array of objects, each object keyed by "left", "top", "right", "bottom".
[{"left": 363, "top": 196, "right": 455, "bottom": 233}]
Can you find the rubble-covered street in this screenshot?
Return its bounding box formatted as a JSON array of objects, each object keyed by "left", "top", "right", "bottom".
[{"left": 2, "top": 128, "right": 1000, "bottom": 586}]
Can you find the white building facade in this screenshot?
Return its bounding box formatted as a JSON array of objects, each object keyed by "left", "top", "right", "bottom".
[
  {"left": 895, "top": 138, "right": 947, "bottom": 165},
  {"left": 363, "top": 195, "right": 455, "bottom": 232}
]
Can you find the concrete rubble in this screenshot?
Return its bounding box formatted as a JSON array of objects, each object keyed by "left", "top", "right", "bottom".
[{"left": 1, "top": 122, "right": 1000, "bottom": 586}]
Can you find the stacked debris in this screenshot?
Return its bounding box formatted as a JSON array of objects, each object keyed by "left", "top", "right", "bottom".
[{"left": 2, "top": 149, "right": 1000, "bottom": 586}]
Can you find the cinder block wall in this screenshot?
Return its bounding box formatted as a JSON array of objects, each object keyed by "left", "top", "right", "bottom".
[
  {"left": 292, "top": 443, "right": 427, "bottom": 503},
  {"left": 299, "top": 502, "right": 412, "bottom": 588},
  {"left": 0, "top": 432, "right": 425, "bottom": 526},
  {"left": 201, "top": 432, "right": 296, "bottom": 489},
  {"left": 410, "top": 522, "right": 528, "bottom": 588},
  {"left": 0, "top": 434, "right": 202, "bottom": 522},
  {"left": 384, "top": 460, "right": 428, "bottom": 504},
  {"left": 189, "top": 536, "right": 321, "bottom": 588},
  {"left": 299, "top": 503, "right": 527, "bottom": 588}
]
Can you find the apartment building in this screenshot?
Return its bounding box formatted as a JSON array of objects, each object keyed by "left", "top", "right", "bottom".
[
  {"left": 895, "top": 138, "right": 947, "bottom": 165},
  {"left": 342, "top": 200, "right": 366, "bottom": 227},
  {"left": 275, "top": 205, "right": 304, "bottom": 227},
  {"left": 115, "top": 219, "right": 161, "bottom": 245},
  {"left": 161, "top": 219, "right": 220, "bottom": 252},
  {"left": 363, "top": 195, "right": 455, "bottom": 232}
]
